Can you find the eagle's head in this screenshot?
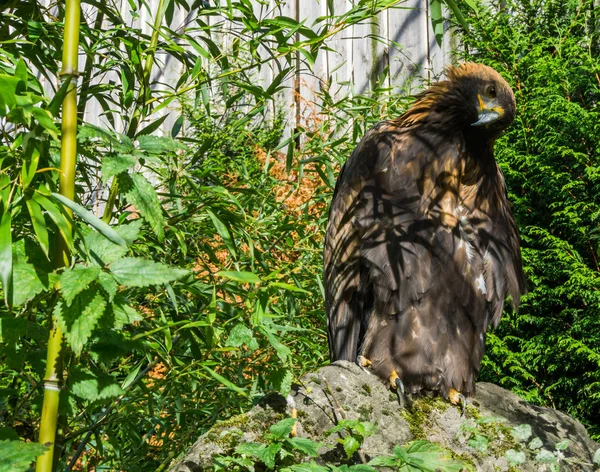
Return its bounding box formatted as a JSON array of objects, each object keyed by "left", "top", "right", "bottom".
[
  {"left": 397, "top": 62, "right": 516, "bottom": 137},
  {"left": 446, "top": 63, "right": 516, "bottom": 131}
]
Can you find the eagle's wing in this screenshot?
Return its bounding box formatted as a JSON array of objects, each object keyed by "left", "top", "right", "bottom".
[{"left": 324, "top": 121, "right": 525, "bottom": 393}]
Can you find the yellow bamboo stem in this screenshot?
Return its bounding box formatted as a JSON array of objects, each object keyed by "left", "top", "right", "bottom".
[{"left": 36, "top": 0, "right": 80, "bottom": 468}]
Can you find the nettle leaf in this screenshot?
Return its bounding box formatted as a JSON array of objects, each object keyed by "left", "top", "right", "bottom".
[
  {"left": 136, "top": 135, "right": 186, "bottom": 154},
  {"left": 269, "top": 417, "right": 296, "bottom": 439},
  {"left": 59, "top": 265, "right": 101, "bottom": 305},
  {"left": 97, "top": 271, "right": 118, "bottom": 301},
  {"left": 403, "top": 440, "right": 469, "bottom": 471},
  {"left": 270, "top": 368, "right": 293, "bottom": 395},
  {"left": 54, "top": 287, "right": 107, "bottom": 355},
  {"left": 535, "top": 448, "right": 558, "bottom": 463},
  {"left": 467, "top": 433, "right": 488, "bottom": 452},
  {"left": 235, "top": 441, "right": 265, "bottom": 458},
  {"left": 341, "top": 435, "right": 360, "bottom": 458},
  {"left": 505, "top": 449, "right": 526, "bottom": 465},
  {"left": 225, "top": 323, "right": 258, "bottom": 350},
  {"left": 528, "top": 437, "right": 543, "bottom": 450},
  {"left": 261, "top": 326, "right": 290, "bottom": 363},
  {"left": 119, "top": 173, "right": 165, "bottom": 242},
  {"left": 101, "top": 154, "right": 138, "bottom": 182},
  {"left": 511, "top": 424, "right": 532, "bottom": 442},
  {"left": 554, "top": 439, "right": 570, "bottom": 451},
  {"left": 0, "top": 439, "right": 47, "bottom": 472},
  {"left": 286, "top": 437, "right": 320, "bottom": 457},
  {"left": 70, "top": 367, "right": 125, "bottom": 402},
  {"left": 109, "top": 257, "right": 189, "bottom": 287},
  {"left": 0, "top": 316, "right": 26, "bottom": 343},
  {"left": 257, "top": 442, "right": 282, "bottom": 469},
  {"left": 11, "top": 261, "right": 48, "bottom": 306},
  {"left": 112, "top": 301, "right": 143, "bottom": 329}
]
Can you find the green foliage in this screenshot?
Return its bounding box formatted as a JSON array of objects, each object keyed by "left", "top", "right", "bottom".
[
  {"left": 368, "top": 440, "right": 472, "bottom": 471},
  {"left": 325, "top": 419, "right": 376, "bottom": 459},
  {"left": 0, "top": 440, "right": 47, "bottom": 472},
  {"left": 456, "top": 0, "right": 600, "bottom": 439}
]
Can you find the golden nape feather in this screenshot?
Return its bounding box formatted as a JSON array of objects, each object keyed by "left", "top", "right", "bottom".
[{"left": 323, "top": 62, "right": 526, "bottom": 404}]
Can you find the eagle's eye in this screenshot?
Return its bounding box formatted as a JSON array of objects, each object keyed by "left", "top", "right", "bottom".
[{"left": 486, "top": 84, "right": 497, "bottom": 98}]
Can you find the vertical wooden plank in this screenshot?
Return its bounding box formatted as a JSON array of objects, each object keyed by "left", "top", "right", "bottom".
[{"left": 387, "top": 0, "right": 428, "bottom": 94}]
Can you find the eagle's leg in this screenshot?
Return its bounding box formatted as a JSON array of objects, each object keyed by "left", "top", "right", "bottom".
[
  {"left": 389, "top": 370, "right": 405, "bottom": 408},
  {"left": 448, "top": 388, "right": 466, "bottom": 416},
  {"left": 356, "top": 355, "right": 372, "bottom": 373}
]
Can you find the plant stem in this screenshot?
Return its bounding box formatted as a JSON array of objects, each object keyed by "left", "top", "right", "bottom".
[
  {"left": 101, "top": 0, "right": 169, "bottom": 224},
  {"left": 36, "top": 0, "right": 80, "bottom": 468}
]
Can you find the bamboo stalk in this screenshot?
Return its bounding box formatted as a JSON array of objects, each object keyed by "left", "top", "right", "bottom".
[{"left": 36, "top": 0, "right": 80, "bottom": 468}]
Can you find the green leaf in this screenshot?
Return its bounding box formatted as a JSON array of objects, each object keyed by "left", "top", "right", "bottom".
[
  {"left": 258, "top": 442, "right": 282, "bottom": 468},
  {"left": 235, "top": 441, "right": 265, "bottom": 457},
  {"left": 32, "top": 107, "right": 59, "bottom": 140},
  {"left": 59, "top": 265, "right": 101, "bottom": 305},
  {"left": 430, "top": 0, "right": 444, "bottom": 47},
  {"left": 51, "top": 193, "right": 127, "bottom": 247},
  {"left": 269, "top": 417, "right": 296, "bottom": 439},
  {"left": 261, "top": 326, "right": 291, "bottom": 362},
  {"left": 467, "top": 433, "right": 488, "bottom": 452},
  {"left": 0, "top": 439, "right": 47, "bottom": 472},
  {"left": 109, "top": 257, "right": 188, "bottom": 287},
  {"left": 511, "top": 424, "right": 532, "bottom": 442},
  {"left": 554, "top": 439, "right": 569, "bottom": 451},
  {"left": 528, "top": 437, "right": 543, "bottom": 449},
  {"left": 98, "top": 271, "right": 118, "bottom": 301},
  {"left": 54, "top": 288, "right": 107, "bottom": 355},
  {"left": 286, "top": 437, "right": 320, "bottom": 457},
  {"left": 70, "top": 367, "right": 125, "bottom": 401},
  {"left": 206, "top": 209, "right": 236, "bottom": 259},
  {"left": 287, "top": 462, "right": 329, "bottom": 472},
  {"left": 25, "top": 198, "right": 49, "bottom": 257},
  {"left": 120, "top": 173, "right": 165, "bottom": 242},
  {"left": 112, "top": 301, "right": 143, "bottom": 329},
  {"left": 505, "top": 449, "right": 526, "bottom": 465},
  {"left": 270, "top": 368, "right": 293, "bottom": 395},
  {"left": 341, "top": 435, "right": 360, "bottom": 458},
  {"left": 217, "top": 270, "right": 260, "bottom": 284},
  {"left": 0, "top": 208, "right": 12, "bottom": 307},
  {"left": 593, "top": 448, "right": 600, "bottom": 465},
  {"left": 47, "top": 75, "right": 71, "bottom": 117},
  {"left": 101, "top": 154, "right": 138, "bottom": 182},
  {"left": 444, "top": 0, "right": 468, "bottom": 30},
  {"left": 535, "top": 449, "right": 557, "bottom": 463},
  {"left": 33, "top": 192, "right": 73, "bottom": 250},
  {"left": 226, "top": 323, "right": 259, "bottom": 350},
  {"left": 12, "top": 262, "right": 48, "bottom": 306},
  {"left": 403, "top": 440, "right": 470, "bottom": 471},
  {"left": 136, "top": 135, "right": 185, "bottom": 154},
  {"left": 268, "top": 282, "right": 310, "bottom": 293},
  {"left": 201, "top": 365, "right": 247, "bottom": 395}
]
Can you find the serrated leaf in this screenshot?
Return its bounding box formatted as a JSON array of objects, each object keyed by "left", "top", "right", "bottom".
[
  {"left": 0, "top": 439, "right": 47, "bottom": 472},
  {"left": 342, "top": 435, "right": 360, "bottom": 458},
  {"left": 226, "top": 323, "right": 259, "bottom": 350},
  {"left": 101, "top": 154, "right": 137, "bottom": 182},
  {"left": 12, "top": 262, "right": 48, "bottom": 306},
  {"left": 261, "top": 326, "right": 290, "bottom": 362},
  {"left": 136, "top": 135, "right": 185, "bottom": 154},
  {"left": 505, "top": 449, "right": 526, "bottom": 465},
  {"left": 217, "top": 270, "right": 260, "bottom": 284},
  {"left": 367, "top": 455, "right": 397, "bottom": 467},
  {"left": 112, "top": 301, "right": 143, "bottom": 329},
  {"left": 270, "top": 368, "right": 293, "bottom": 395},
  {"left": 258, "top": 442, "right": 281, "bottom": 468},
  {"left": 403, "top": 440, "right": 470, "bottom": 471},
  {"left": 70, "top": 367, "right": 125, "bottom": 401},
  {"left": 54, "top": 288, "right": 107, "bottom": 355},
  {"left": 97, "top": 271, "right": 118, "bottom": 301},
  {"left": 109, "top": 257, "right": 188, "bottom": 287},
  {"left": 287, "top": 437, "right": 320, "bottom": 457},
  {"left": 83, "top": 227, "right": 129, "bottom": 265},
  {"left": 554, "top": 439, "right": 569, "bottom": 450},
  {"left": 269, "top": 417, "right": 296, "bottom": 439},
  {"left": 51, "top": 193, "right": 127, "bottom": 247},
  {"left": 235, "top": 441, "right": 265, "bottom": 457},
  {"left": 288, "top": 462, "right": 329, "bottom": 472},
  {"left": 120, "top": 173, "right": 165, "bottom": 241},
  {"left": 0, "top": 316, "right": 27, "bottom": 343},
  {"left": 511, "top": 424, "right": 532, "bottom": 442},
  {"left": 59, "top": 266, "right": 101, "bottom": 305}
]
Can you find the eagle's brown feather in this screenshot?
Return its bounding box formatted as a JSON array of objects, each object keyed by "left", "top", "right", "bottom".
[{"left": 324, "top": 63, "right": 526, "bottom": 397}]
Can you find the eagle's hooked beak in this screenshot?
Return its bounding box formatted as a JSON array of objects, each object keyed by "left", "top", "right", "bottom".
[{"left": 472, "top": 94, "right": 504, "bottom": 127}]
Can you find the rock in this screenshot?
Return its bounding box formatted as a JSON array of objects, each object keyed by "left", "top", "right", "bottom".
[{"left": 169, "top": 361, "right": 600, "bottom": 471}]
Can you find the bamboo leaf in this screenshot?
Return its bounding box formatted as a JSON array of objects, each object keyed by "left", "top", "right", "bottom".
[
  {"left": 217, "top": 270, "right": 260, "bottom": 284},
  {"left": 0, "top": 208, "right": 12, "bottom": 307},
  {"left": 51, "top": 193, "right": 127, "bottom": 247},
  {"left": 201, "top": 365, "right": 247, "bottom": 394},
  {"left": 25, "top": 198, "right": 49, "bottom": 257},
  {"left": 430, "top": 0, "right": 444, "bottom": 47}
]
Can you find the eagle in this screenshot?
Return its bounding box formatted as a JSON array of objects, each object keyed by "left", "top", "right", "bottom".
[{"left": 324, "top": 63, "right": 526, "bottom": 406}]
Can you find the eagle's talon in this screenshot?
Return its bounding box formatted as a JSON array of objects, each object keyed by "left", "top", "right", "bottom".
[
  {"left": 449, "top": 388, "right": 467, "bottom": 416},
  {"left": 356, "top": 355, "right": 372, "bottom": 374},
  {"left": 389, "top": 371, "right": 405, "bottom": 408}
]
